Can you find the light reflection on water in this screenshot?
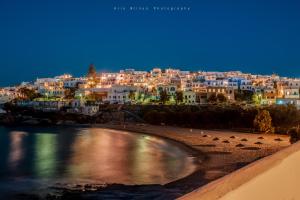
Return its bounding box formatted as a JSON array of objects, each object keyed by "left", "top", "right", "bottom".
[
  {"left": 34, "top": 133, "right": 57, "bottom": 178},
  {"left": 0, "top": 126, "right": 197, "bottom": 194},
  {"left": 9, "top": 132, "right": 26, "bottom": 170}
]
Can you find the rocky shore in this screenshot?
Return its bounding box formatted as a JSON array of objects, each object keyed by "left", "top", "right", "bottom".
[{"left": 0, "top": 112, "right": 105, "bottom": 126}]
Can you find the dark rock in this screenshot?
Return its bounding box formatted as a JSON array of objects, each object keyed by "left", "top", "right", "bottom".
[
  {"left": 242, "top": 147, "right": 261, "bottom": 150},
  {"left": 63, "top": 120, "right": 76, "bottom": 125},
  {"left": 208, "top": 151, "right": 231, "bottom": 155},
  {"left": 194, "top": 144, "right": 216, "bottom": 147},
  {"left": 22, "top": 119, "right": 40, "bottom": 125},
  {"left": 13, "top": 193, "right": 41, "bottom": 200},
  {"left": 236, "top": 143, "right": 245, "bottom": 147}
]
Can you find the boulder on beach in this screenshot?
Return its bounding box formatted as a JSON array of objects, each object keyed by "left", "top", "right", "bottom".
[
  {"left": 56, "top": 120, "right": 64, "bottom": 125},
  {"left": 23, "top": 119, "right": 40, "bottom": 125},
  {"left": 63, "top": 120, "right": 76, "bottom": 125},
  {"left": 0, "top": 108, "right": 7, "bottom": 114},
  {"left": 0, "top": 114, "right": 16, "bottom": 125},
  {"left": 274, "top": 138, "right": 283, "bottom": 141},
  {"left": 242, "top": 147, "right": 261, "bottom": 150}
]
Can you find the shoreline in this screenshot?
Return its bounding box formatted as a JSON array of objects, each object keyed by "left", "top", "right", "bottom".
[
  {"left": 89, "top": 123, "right": 291, "bottom": 196},
  {"left": 1, "top": 123, "right": 291, "bottom": 199},
  {"left": 93, "top": 125, "right": 206, "bottom": 158}
]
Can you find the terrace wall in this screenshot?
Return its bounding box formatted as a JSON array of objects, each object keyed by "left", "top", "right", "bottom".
[{"left": 180, "top": 142, "right": 300, "bottom": 200}]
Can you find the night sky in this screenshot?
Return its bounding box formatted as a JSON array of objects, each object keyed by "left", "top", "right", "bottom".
[{"left": 0, "top": 0, "right": 300, "bottom": 86}]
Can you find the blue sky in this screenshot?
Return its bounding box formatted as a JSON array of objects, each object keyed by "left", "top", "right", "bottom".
[{"left": 0, "top": 0, "right": 300, "bottom": 86}]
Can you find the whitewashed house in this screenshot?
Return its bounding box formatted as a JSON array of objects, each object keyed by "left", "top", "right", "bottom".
[
  {"left": 183, "top": 91, "right": 196, "bottom": 104},
  {"left": 104, "top": 85, "right": 139, "bottom": 104},
  {"left": 0, "top": 88, "right": 18, "bottom": 104},
  {"left": 35, "top": 78, "right": 65, "bottom": 97},
  {"left": 63, "top": 78, "right": 86, "bottom": 88},
  {"left": 156, "top": 84, "right": 177, "bottom": 96},
  {"left": 282, "top": 87, "right": 300, "bottom": 99}
]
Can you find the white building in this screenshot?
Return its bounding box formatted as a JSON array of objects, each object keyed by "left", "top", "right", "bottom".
[
  {"left": 156, "top": 85, "right": 177, "bottom": 96},
  {"left": 82, "top": 105, "right": 99, "bottom": 116},
  {"left": 151, "top": 68, "right": 162, "bottom": 77},
  {"left": 239, "top": 79, "right": 253, "bottom": 91},
  {"left": 63, "top": 78, "right": 86, "bottom": 88},
  {"left": 104, "top": 85, "right": 139, "bottom": 104},
  {"left": 0, "top": 88, "right": 17, "bottom": 104},
  {"left": 282, "top": 88, "right": 300, "bottom": 99},
  {"left": 183, "top": 91, "right": 196, "bottom": 104},
  {"left": 205, "top": 80, "right": 229, "bottom": 87},
  {"left": 35, "top": 78, "right": 65, "bottom": 97},
  {"left": 287, "top": 80, "right": 300, "bottom": 88}
]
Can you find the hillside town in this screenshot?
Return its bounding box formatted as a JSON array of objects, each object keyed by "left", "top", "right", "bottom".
[{"left": 1, "top": 64, "right": 300, "bottom": 115}]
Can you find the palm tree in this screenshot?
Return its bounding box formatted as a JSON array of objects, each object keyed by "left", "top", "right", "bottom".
[
  {"left": 175, "top": 91, "right": 183, "bottom": 104},
  {"left": 159, "top": 90, "right": 169, "bottom": 104}
]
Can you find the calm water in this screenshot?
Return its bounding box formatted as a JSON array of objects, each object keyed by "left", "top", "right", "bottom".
[{"left": 0, "top": 126, "right": 197, "bottom": 196}]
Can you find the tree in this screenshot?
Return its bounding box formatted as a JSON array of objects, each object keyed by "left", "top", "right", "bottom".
[
  {"left": 253, "top": 110, "right": 274, "bottom": 133},
  {"left": 18, "top": 87, "right": 41, "bottom": 100},
  {"left": 143, "top": 110, "right": 166, "bottom": 125},
  {"left": 129, "top": 91, "right": 136, "bottom": 101},
  {"left": 289, "top": 126, "right": 300, "bottom": 144},
  {"left": 268, "top": 104, "right": 299, "bottom": 128},
  {"left": 252, "top": 93, "right": 262, "bottom": 105},
  {"left": 235, "top": 90, "right": 254, "bottom": 102},
  {"left": 86, "top": 64, "right": 99, "bottom": 88},
  {"left": 159, "top": 90, "right": 169, "bottom": 104},
  {"left": 87, "top": 63, "right": 97, "bottom": 78},
  {"left": 217, "top": 93, "right": 227, "bottom": 103},
  {"left": 208, "top": 94, "right": 217, "bottom": 103},
  {"left": 64, "top": 88, "right": 76, "bottom": 99},
  {"left": 175, "top": 91, "right": 183, "bottom": 104},
  {"left": 86, "top": 92, "right": 103, "bottom": 101},
  {"left": 273, "top": 81, "right": 278, "bottom": 89},
  {"left": 151, "top": 87, "right": 157, "bottom": 94}
]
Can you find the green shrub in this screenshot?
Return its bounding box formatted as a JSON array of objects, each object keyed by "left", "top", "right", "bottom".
[
  {"left": 289, "top": 127, "right": 300, "bottom": 144},
  {"left": 253, "top": 110, "right": 274, "bottom": 133}
]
